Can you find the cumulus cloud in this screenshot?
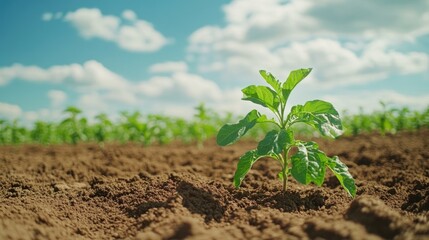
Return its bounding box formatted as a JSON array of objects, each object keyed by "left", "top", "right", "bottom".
[
  {"left": 139, "top": 64, "right": 247, "bottom": 116},
  {"left": 0, "top": 59, "right": 247, "bottom": 120},
  {"left": 219, "top": 0, "right": 429, "bottom": 43},
  {"left": 136, "top": 74, "right": 265, "bottom": 118},
  {"left": 42, "top": 12, "right": 63, "bottom": 22},
  {"left": 323, "top": 90, "right": 429, "bottom": 114},
  {"left": 77, "top": 92, "right": 109, "bottom": 114},
  {"left": 0, "top": 59, "right": 141, "bottom": 119},
  {"left": 139, "top": 71, "right": 223, "bottom": 101},
  {"left": 62, "top": 8, "right": 168, "bottom": 52},
  {"left": 122, "top": 9, "right": 137, "bottom": 22},
  {"left": 42, "top": 12, "right": 54, "bottom": 21},
  {"left": 275, "top": 39, "right": 429, "bottom": 88},
  {"left": 188, "top": 0, "right": 429, "bottom": 87},
  {"left": 0, "top": 60, "right": 130, "bottom": 91},
  {"left": 149, "top": 61, "right": 188, "bottom": 73},
  {"left": 48, "top": 90, "right": 67, "bottom": 107},
  {"left": 0, "top": 102, "right": 22, "bottom": 120},
  {"left": 138, "top": 76, "right": 174, "bottom": 97},
  {"left": 305, "top": 0, "right": 429, "bottom": 40}
]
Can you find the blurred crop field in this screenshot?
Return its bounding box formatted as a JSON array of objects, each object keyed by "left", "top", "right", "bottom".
[{"left": 1, "top": 103, "right": 428, "bottom": 146}]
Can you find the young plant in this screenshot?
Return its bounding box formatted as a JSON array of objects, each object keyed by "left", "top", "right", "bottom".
[
  {"left": 94, "top": 113, "right": 113, "bottom": 145},
  {"left": 60, "top": 106, "right": 86, "bottom": 144},
  {"left": 216, "top": 68, "right": 356, "bottom": 197},
  {"left": 190, "top": 103, "right": 218, "bottom": 148}
]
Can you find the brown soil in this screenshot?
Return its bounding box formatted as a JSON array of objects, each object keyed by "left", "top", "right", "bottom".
[{"left": 1, "top": 130, "right": 428, "bottom": 240}]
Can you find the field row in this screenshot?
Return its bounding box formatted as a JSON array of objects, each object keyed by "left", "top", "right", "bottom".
[{"left": 1, "top": 103, "right": 428, "bottom": 145}]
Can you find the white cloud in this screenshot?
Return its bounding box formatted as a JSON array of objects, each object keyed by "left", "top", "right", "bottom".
[
  {"left": 138, "top": 71, "right": 223, "bottom": 102},
  {"left": 138, "top": 87, "right": 246, "bottom": 119},
  {"left": 304, "top": 0, "right": 429, "bottom": 41},
  {"left": 188, "top": 0, "right": 429, "bottom": 87},
  {"left": 65, "top": 8, "right": 119, "bottom": 40},
  {"left": 77, "top": 93, "right": 109, "bottom": 114},
  {"left": 138, "top": 76, "right": 174, "bottom": 97},
  {"left": 63, "top": 8, "right": 168, "bottom": 52},
  {"left": 42, "top": 12, "right": 64, "bottom": 22},
  {"left": 105, "top": 90, "right": 138, "bottom": 105},
  {"left": 23, "top": 111, "right": 39, "bottom": 123},
  {"left": 122, "top": 10, "right": 137, "bottom": 22},
  {"left": 0, "top": 102, "right": 22, "bottom": 120},
  {"left": 219, "top": 0, "right": 429, "bottom": 43},
  {"left": 42, "top": 12, "right": 53, "bottom": 21},
  {"left": 14, "top": 108, "right": 65, "bottom": 127},
  {"left": 48, "top": 90, "right": 67, "bottom": 107},
  {"left": 117, "top": 21, "right": 168, "bottom": 52},
  {"left": 323, "top": 90, "right": 429, "bottom": 114},
  {"left": 137, "top": 65, "right": 251, "bottom": 117},
  {"left": 275, "top": 39, "right": 429, "bottom": 88},
  {"left": 54, "top": 12, "right": 63, "bottom": 19},
  {"left": 174, "top": 72, "right": 223, "bottom": 101},
  {"left": 149, "top": 61, "right": 188, "bottom": 73},
  {"left": 0, "top": 60, "right": 130, "bottom": 92},
  {"left": 0, "top": 60, "right": 243, "bottom": 121},
  {"left": 0, "top": 60, "right": 139, "bottom": 114}
]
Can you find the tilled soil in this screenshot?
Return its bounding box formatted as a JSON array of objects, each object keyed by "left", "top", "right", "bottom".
[{"left": 0, "top": 130, "right": 428, "bottom": 240}]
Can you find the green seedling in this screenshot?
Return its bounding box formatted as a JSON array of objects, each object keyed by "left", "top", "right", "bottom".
[
  {"left": 216, "top": 68, "right": 356, "bottom": 197},
  {"left": 191, "top": 103, "right": 218, "bottom": 148},
  {"left": 94, "top": 113, "right": 113, "bottom": 145},
  {"left": 31, "top": 121, "right": 55, "bottom": 144},
  {"left": 119, "top": 111, "right": 148, "bottom": 144},
  {"left": 60, "top": 106, "right": 87, "bottom": 144}
]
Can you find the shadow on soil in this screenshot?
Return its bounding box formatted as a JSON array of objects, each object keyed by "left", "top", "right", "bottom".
[
  {"left": 237, "top": 190, "right": 326, "bottom": 212},
  {"left": 127, "top": 201, "right": 169, "bottom": 218},
  {"left": 177, "top": 181, "right": 225, "bottom": 223}
]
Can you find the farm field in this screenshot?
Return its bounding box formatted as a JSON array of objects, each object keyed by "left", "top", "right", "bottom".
[
  {"left": 2, "top": 1, "right": 429, "bottom": 240},
  {"left": 1, "top": 129, "right": 428, "bottom": 239}
]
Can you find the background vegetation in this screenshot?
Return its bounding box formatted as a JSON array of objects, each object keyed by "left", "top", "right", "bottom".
[{"left": 1, "top": 103, "right": 428, "bottom": 146}]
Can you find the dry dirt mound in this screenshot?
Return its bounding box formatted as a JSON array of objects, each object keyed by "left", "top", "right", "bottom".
[{"left": 1, "top": 130, "right": 428, "bottom": 239}]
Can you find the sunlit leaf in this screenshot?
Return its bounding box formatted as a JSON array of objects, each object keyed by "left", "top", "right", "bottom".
[
  {"left": 234, "top": 150, "right": 265, "bottom": 188},
  {"left": 290, "top": 141, "right": 327, "bottom": 186},
  {"left": 282, "top": 68, "right": 312, "bottom": 101},
  {"left": 288, "top": 100, "right": 343, "bottom": 138},
  {"left": 259, "top": 70, "right": 281, "bottom": 93},
  {"left": 216, "top": 110, "right": 262, "bottom": 146},
  {"left": 242, "top": 85, "right": 280, "bottom": 112},
  {"left": 257, "top": 129, "right": 293, "bottom": 155},
  {"left": 327, "top": 156, "right": 356, "bottom": 197}
]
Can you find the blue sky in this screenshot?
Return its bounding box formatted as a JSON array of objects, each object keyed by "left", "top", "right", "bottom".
[{"left": 0, "top": 0, "right": 428, "bottom": 123}]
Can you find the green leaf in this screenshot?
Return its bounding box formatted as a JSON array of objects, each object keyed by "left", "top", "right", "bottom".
[
  {"left": 242, "top": 85, "right": 280, "bottom": 112},
  {"left": 259, "top": 70, "right": 281, "bottom": 93},
  {"left": 288, "top": 100, "right": 343, "bottom": 138},
  {"left": 234, "top": 150, "right": 265, "bottom": 188},
  {"left": 327, "top": 156, "right": 357, "bottom": 198},
  {"left": 64, "top": 106, "right": 82, "bottom": 115},
  {"left": 278, "top": 171, "right": 284, "bottom": 180},
  {"left": 216, "top": 110, "right": 261, "bottom": 146},
  {"left": 257, "top": 129, "right": 293, "bottom": 155},
  {"left": 291, "top": 141, "right": 327, "bottom": 186},
  {"left": 278, "top": 171, "right": 288, "bottom": 181},
  {"left": 282, "top": 68, "right": 312, "bottom": 101}
]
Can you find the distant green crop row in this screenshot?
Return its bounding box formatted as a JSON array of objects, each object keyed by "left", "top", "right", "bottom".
[
  {"left": 0, "top": 104, "right": 228, "bottom": 146},
  {"left": 342, "top": 102, "right": 429, "bottom": 136},
  {"left": 0, "top": 103, "right": 428, "bottom": 145}
]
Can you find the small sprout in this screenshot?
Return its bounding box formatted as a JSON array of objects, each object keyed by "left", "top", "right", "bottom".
[
  {"left": 191, "top": 103, "right": 218, "bottom": 148},
  {"left": 60, "top": 106, "right": 86, "bottom": 144},
  {"left": 216, "top": 68, "right": 357, "bottom": 197}
]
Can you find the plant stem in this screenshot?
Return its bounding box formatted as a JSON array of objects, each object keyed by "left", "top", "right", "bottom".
[
  {"left": 280, "top": 100, "right": 288, "bottom": 192},
  {"left": 282, "top": 167, "right": 287, "bottom": 192},
  {"left": 282, "top": 149, "right": 290, "bottom": 192}
]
